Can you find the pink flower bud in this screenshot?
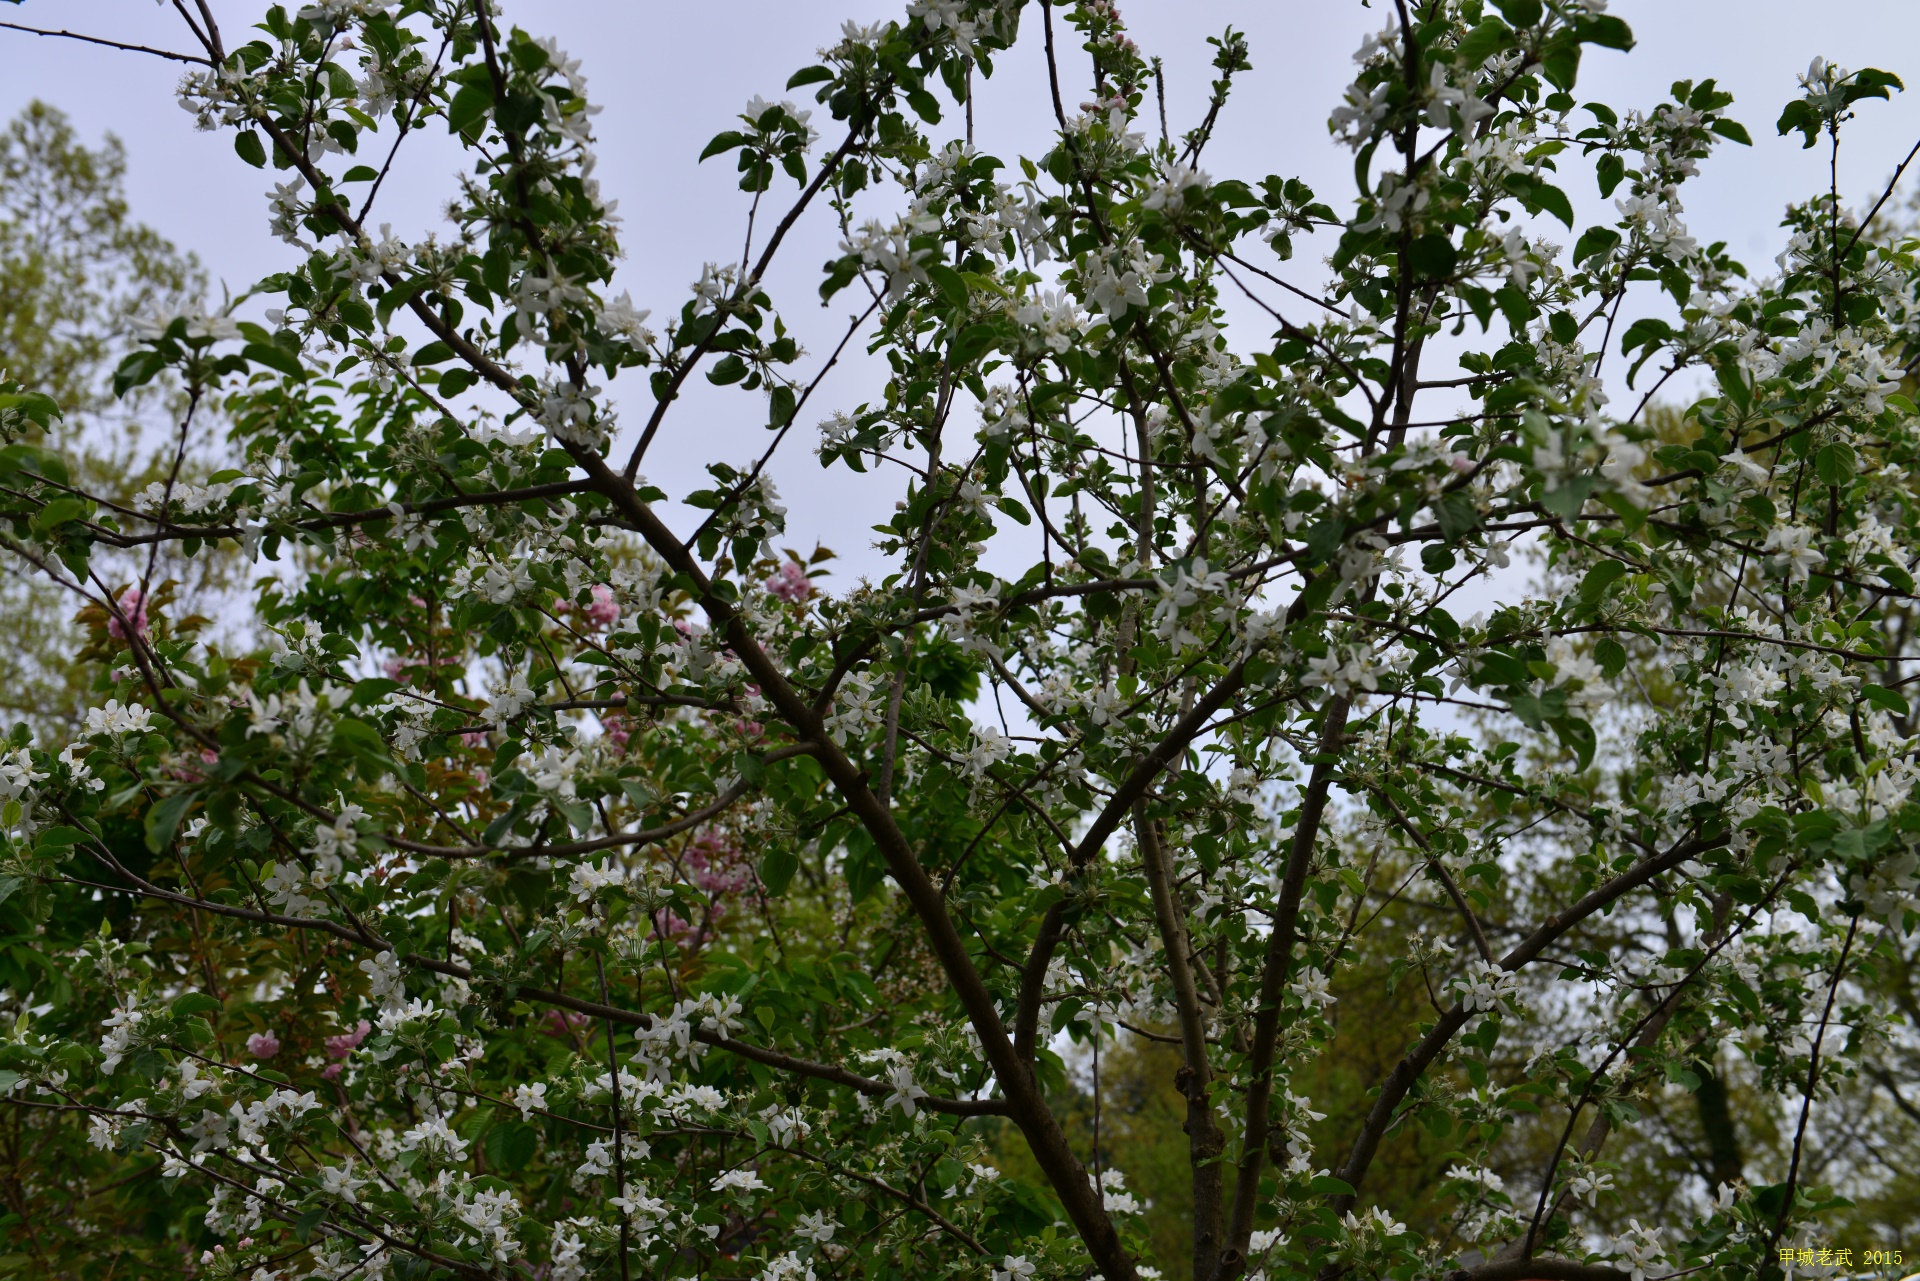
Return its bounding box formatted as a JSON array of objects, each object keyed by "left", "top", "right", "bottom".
[{"left": 246, "top": 1032, "right": 280, "bottom": 1060}]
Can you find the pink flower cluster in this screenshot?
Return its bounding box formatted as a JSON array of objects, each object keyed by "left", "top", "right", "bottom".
[
  {"left": 168, "top": 747, "right": 221, "bottom": 783},
  {"left": 557, "top": 584, "right": 622, "bottom": 628},
  {"left": 687, "top": 829, "right": 755, "bottom": 898},
  {"left": 541, "top": 1009, "right": 591, "bottom": 1038},
  {"left": 765, "top": 561, "right": 813, "bottom": 604},
  {"left": 602, "top": 709, "right": 631, "bottom": 751},
  {"left": 382, "top": 654, "right": 461, "bottom": 684},
  {"left": 108, "top": 587, "right": 149, "bottom": 642},
  {"left": 246, "top": 1031, "right": 280, "bottom": 1060},
  {"left": 321, "top": 1019, "right": 371, "bottom": 1079},
  {"left": 651, "top": 829, "right": 756, "bottom": 949}
]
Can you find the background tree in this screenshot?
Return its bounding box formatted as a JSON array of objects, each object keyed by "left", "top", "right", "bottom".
[{"left": 0, "top": 101, "right": 218, "bottom": 733}]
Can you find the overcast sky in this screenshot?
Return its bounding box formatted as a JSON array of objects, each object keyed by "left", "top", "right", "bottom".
[{"left": 6, "top": 1, "right": 1920, "bottom": 578}]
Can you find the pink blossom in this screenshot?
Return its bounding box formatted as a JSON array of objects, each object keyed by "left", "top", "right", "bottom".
[
  {"left": 321, "top": 1062, "right": 343, "bottom": 1080},
  {"left": 324, "top": 1020, "right": 371, "bottom": 1060},
  {"left": 460, "top": 731, "right": 490, "bottom": 751},
  {"left": 583, "top": 584, "right": 621, "bottom": 628},
  {"left": 602, "top": 710, "right": 631, "bottom": 751},
  {"left": 649, "top": 829, "right": 758, "bottom": 950},
  {"left": 540, "top": 1009, "right": 590, "bottom": 1038},
  {"left": 384, "top": 655, "right": 460, "bottom": 683},
  {"left": 246, "top": 1032, "right": 280, "bottom": 1060},
  {"left": 108, "top": 587, "right": 149, "bottom": 642},
  {"left": 648, "top": 910, "right": 699, "bottom": 945},
  {"left": 166, "top": 748, "right": 220, "bottom": 783},
  {"left": 765, "top": 561, "right": 813, "bottom": 603},
  {"left": 687, "top": 829, "right": 754, "bottom": 898}
]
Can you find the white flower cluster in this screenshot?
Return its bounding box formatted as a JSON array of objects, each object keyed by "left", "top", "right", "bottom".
[
  {"left": 1455, "top": 961, "right": 1518, "bottom": 1013},
  {"left": 842, "top": 210, "right": 941, "bottom": 301}
]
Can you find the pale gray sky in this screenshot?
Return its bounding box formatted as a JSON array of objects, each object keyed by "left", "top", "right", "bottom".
[{"left": 6, "top": 1, "right": 1920, "bottom": 571}]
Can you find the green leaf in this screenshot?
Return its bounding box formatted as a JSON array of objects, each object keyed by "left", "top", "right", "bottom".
[
  {"left": 1814, "top": 441, "right": 1856, "bottom": 486},
  {"left": 1537, "top": 476, "right": 1594, "bottom": 520},
  {"left": 1573, "top": 226, "right": 1621, "bottom": 264},
  {"left": 1710, "top": 118, "right": 1752, "bottom": 145},
  {"left": 112, "top": 349, "right": 169, "bottom": 397},
  {"left": 351, "top": 678, "right": 405, "bottom": 706},
  {"left": 905, "top": 86, "right": 942, "bottom": 124},
  {"left": 1777, "top": 99, "right": 1818, "bottom": 148},
  {"left": 1308, "top": 1174, "right": 1357, "bottom": 1197},
  {"left": 995, "top": 497, "right": 1031, "bottom": 526},
  {"left": 1434, "top": 491, "right": 1481, "bottom": 542},
  {"left": 171, "top": 992, "right": 223, "bottom": 1018},
  {"left": 234, "top": 131, "right": 268, "bottom": 168},
  {"left": 925, "top": 262, "right": 969, "bottom": 308},
  {"left": 30, "top": 497, "right": 86, "bottom": 532},
  {"left": 144, "top": 790, "right": 198, "bottom": 854},
  {"left": 1575, "top": 559, "right": 1628, "bottom": 611},
  {"left": 1492, "top": 0, "right": 1541, "bottom": 27},
  {"left": 243, "top": 342, "right": 306, "bottom": 379},
  {"left": 1861, "top": 684, "right": 1910, "bottom": 717},
  {"left": 787, "top": 66, "right": 834, "bottom": 89},
  {"left": 700, "top": 130, "right": 747, "bottom": 161},
  {"left": 1530, "top": 181, "right": 1575, "bottom": 228},
  {"left": 768, "top": 383, "right": 797, "bottom": 429},
  {"left": 483, "top": 1122, "right": 540, "bottom": 1172},
  {"left": 1551, "top": 716, "right": 1597, "bottom": 769},
  {"left": 1540, "top": 40, "right": 1581, "bottom": 91},
  {"left": 1595, "top": 152, "right": 1626, "bottom": 198},
  {"left": 1850, "top": 68, "right": 1905, "bottom": 100},
  {"left": 294, "top": 1207, "right": 327, "bottom": 1243},
  {"left": 1303, "top": 517, "right": 1346, "bottom": 566},
  {"left": 1715, "top": 362, "right": 1752, "bottom": 411},
  {"left": 760, "top": 846, "right": 798, "bottom": 896},
  {"left": 1454, "top": 19, "right": 1513, "bottom": 74},
  {"left": 1407, "top": 233, "right": 1458, "bottom": 280},
  {"left": 1577, "top": 14, "right": 1634, "bottom": 50},
  {"left": 447, "top": 82, "right": 493, "bottom": 139}
]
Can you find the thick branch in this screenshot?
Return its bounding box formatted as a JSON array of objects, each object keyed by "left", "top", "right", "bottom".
[
  {"left": 1137, "top": 807, "right": 1226, "bottom": 1280},
  {"left": 1327, "top": 830, "right": 1728, "bottom": 1216},
  {"left": 1217, "top": 695, "right": 1349, "bottom": 1279}
]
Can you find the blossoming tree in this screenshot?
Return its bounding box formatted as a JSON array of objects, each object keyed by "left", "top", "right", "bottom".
[{"left": 0, "top": 0, "right": 1916, "bottom": 1278}]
